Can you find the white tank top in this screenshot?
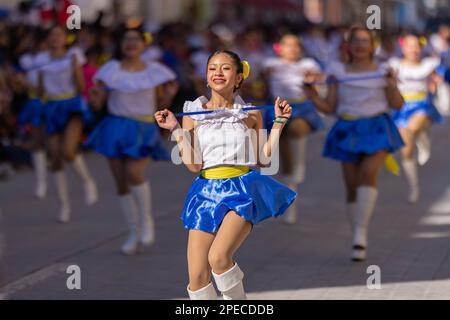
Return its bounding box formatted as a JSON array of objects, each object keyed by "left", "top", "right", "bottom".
[
  {"left": 327, "top": 61, "right": 389, "bottom": 117},
  {"left": 183, "top": 96, "right": 257, "bottom": 170}
]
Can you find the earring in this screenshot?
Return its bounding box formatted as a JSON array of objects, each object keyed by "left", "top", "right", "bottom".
[{"left": 206, "top": 83, "right": 210, "bottom": 88}]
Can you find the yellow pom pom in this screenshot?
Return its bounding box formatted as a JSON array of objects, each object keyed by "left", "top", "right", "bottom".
[
  {"left": 143, "top": 32, "right": 153, "bottom": 45},
  {"left": 66, "top": 34, "right": 76, "bottom": 45},
  {"left": 419, "top": 36, "right": 428, "bottom": 47},
  {"left": 241, "top": 60, "right": 250, "bottom": 80}
]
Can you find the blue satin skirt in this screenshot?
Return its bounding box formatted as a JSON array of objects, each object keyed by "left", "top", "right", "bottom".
[
  {"left": 181, "top": 170, "right": 297, "bottom": 233},
  {"left": 323, "top": 113, "right": 404, "bottom": 163},
  {"left": 264, "top": 100, "right": 324, "bottom": 132},
  {"left": 44, "top": 95, "right": 93, "bottom": 134},
  {"left": 392, "top": 96, "right": 443, "bottom": 128},
  {"left": 18, "top": 98, "right": 44, "bottom": 127},
  {"left": 85, "top": 114, "right": 171, "bottom": 160}
]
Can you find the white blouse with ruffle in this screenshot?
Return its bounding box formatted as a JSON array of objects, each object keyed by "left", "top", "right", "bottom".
[
  {"left": 94, "top": 60, "right": 176, "bottom": 117},
  {"left": 183, "top": 95, "right": 258, "bottom": 170}
]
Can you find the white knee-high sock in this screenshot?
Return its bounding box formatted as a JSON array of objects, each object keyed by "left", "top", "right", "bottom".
[
  {"left": 130, "top": 182, "right": 155, "bottom": 246},
  {"left": 119, "top": 194, "right": 140, "bottom": 255},
  {"left": 71, "top": 154, "right": 98, "bottom": 205},
  {"left": 416, "top": 130, "right": 431, "bottom": 166},
  {"left": 53, "top": 171, "right": 70, "bottom": 223},
  {"left": 283, "top": 183, "right": 298, "bottom": 224},
  {"left": 212, "top": 263, "right": 247, "bottom": 300},
  {"left": 32, "top": 150, "right": 47, "bottom": 199},
  {"left": 402, "top": 159, "right": 419, "bottom": 203},
  {"left": 187, "top": 282, "right": 218, "bottom": 300},
  {"left": 353, "top": 186, "right": 378, "bottom": 248},
  {"left": 287, "top": 137, "right": 307, "bottom": 184}
]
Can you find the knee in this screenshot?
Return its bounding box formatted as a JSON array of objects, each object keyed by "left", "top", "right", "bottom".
[
  {"left": 208, "top": 250, "right": 232, "bottom": 274},
  {"left": 188, "top": 270, "right": 211, "bottom": 291},
  {"left": 126, "top": 171, "right": 145, "bottom": 186},
  {"left": 358, "top": 171, "right": 378, "bottom": 187},
  {"left": 63, "top": 149, "right": 77, "bottom": 162},
  {"left": 50, "top": 157, "right": 63, "bottom": 171}
]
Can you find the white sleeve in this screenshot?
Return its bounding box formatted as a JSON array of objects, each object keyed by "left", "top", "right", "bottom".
[
  {"left": 148, "top": 62, "right": 177, "bottom": 86},
  {"left": 93, "top": 60, "right": 118, "bottom": 85},
  {"left": 301, "top": 58, "right": 322, "bottom": 72},
  {"left": 68, "top": 47, "right": 87, "bottom": 66}
]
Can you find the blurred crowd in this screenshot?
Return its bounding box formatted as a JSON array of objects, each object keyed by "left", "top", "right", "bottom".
[{"left": 0, "top": 2, "right": 450, "bottom": 180}]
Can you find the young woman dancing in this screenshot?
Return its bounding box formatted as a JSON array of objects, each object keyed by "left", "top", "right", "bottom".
[
  {"left": 304, "top": 27, "right": 405, "bottom": 261},
  {"left": 155, "top": 50, "right": 296, "bottom": 299}
]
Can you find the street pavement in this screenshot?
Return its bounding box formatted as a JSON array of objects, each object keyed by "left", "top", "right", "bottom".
[{"left": 1, "top": 118, "right": 450, "bottom": 300}]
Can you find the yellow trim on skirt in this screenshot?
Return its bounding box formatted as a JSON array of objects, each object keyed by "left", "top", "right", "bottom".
[
  {"left": 45, "top": 92, "right": 77, "bottom": 102},
  {"left": 339, "top": 113, "right": 400, "bottom": 176},
  {"left": 201, "top": 166, "right": 250, "bottom": 179}
]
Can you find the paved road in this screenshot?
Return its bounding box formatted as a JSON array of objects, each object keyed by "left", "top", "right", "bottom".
[{"left": 1, "top": 118, "right": 450, "bottom": 300}]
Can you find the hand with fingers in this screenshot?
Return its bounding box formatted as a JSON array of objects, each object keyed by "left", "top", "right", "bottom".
[
  {"left": 274, "top": 97, "right": 292, "bottom": 121},
  {"left": 154, "top": 109, "right": 180, "bottom": 131}
]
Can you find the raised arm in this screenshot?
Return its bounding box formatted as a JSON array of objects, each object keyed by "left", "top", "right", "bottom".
[
  {"left": 154, "top": 109, "right": 203, "bottom": 173},
  {"left": 303, "top": 74, "right": 338, "bottom": 114}
]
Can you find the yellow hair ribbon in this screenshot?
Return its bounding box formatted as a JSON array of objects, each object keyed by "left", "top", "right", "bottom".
[
  {"left": 241, "top": 60, "right": 250, "bottom": 80},
  {"left": 66, "top": 34, "right": 76, "bottom": 45},
  {"left": 384, "top": 154, "right": 400, "bottom": 176},
  {"left": 143, "top": 32, "right": 153, "bottom": 45},
  {"left": 419, "top": 36, "right": 428, "bottom": 47}
]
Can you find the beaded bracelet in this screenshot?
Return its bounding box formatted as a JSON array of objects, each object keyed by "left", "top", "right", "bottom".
[{"left": 273, "top": 119, "right": 287, "bottom": 125}]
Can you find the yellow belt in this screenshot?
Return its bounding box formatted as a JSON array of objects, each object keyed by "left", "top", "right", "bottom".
[
  {"left": 46, "top": 92, "right": 77, "bottom": 102},
  {"left": 201, "top": 166, "right": 250, "bottom": 179},
  {"left": 129, "top": 115, "right": 156, "bottom": 123},
  {"left": 338, "top": 113, "right": 400, "bottom": 176},
  {"left": 402, "top": 92, "right": 427, "bottom": 102}
]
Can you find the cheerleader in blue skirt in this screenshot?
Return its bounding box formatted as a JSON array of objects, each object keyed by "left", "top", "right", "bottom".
[
  {"left": 38, "top": 25, "right": 98, "bottom": 223},
  {"left": 16, "top": 30, "right": 48, "bottom": 199},
  {"left": 262, "top": 34, "right": 324, "bottom": 224},
  {"left": 304, "top": 27, "right": 405, "bottom": 261},
  {"left": 388, "top": 34, "right": 444, "bottom": 203},
  {"left": 155, "top": 50, "right": 296, "bottom": 300},
  {"left": 86, "top": 27, "right": 177, "bottom": 255}
]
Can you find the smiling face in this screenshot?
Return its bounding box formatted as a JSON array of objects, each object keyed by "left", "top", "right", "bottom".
[
  {"left": 206, "top": 52, "right": 243, "bottom": 94},
  {"left": 348, "top": 29, "right": 374, "bottom": 61},
  {"left": 402, "top": 35, "right": 421, "bottom": 62},
  {"left": 279, "top": 35, "right": 302, "bottom": 62},
  {"left": 47, "top": 26, "right": 67, "bottom": 51},
  {"left": 121, "top": 30, "right": 145, "bottom": 59}
]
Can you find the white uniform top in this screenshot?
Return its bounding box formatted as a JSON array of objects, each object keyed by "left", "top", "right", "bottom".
[
  {"left": 263, "top": 57, "right": 321, "bottom": 101},
  {"left": 388, "top": 57, "right": 440, "bottom": 94},
  {"left": 183, "top": 95, "right": 257, "bottom": 170},
  {"left": 94, "top": 60, "right": 176, "bottom": 117},
  {"left": 327, "top": 61, "right": 389, "bottom": 117},
  {"left": 19, "top": 52, "right": 48, "bottom": 89},
  {"left": 38, "top": 47, "right": 86, "bottom": 97}
]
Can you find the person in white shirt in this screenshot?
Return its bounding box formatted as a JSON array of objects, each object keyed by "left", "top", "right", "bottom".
[
  {"left": 388, "top": 34, "right": 443, "bottom": 203},
  {"left": 38, "top": 25, "right": 98, "bottom": 223},
  {"left": 155, "top": 50, "right": 296, "bottom": 300},
  {"left": 87, "top": 27, "right": 178, "bottom": 255},
  {"left": 15, "top": 29, "right": 48, "bottom": 200},
  {"left": 304, "top": 26, "right": 405, "bottom": 262},
  {"left": 262, "top": 34, "right": 324, "bottom": 224}
]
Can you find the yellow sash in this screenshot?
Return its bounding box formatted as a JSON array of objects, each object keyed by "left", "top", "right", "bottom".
[
  {"left": 201, "top": 166, "right": 250, "bottom": 179},
  {"left": 46, "top": 92, "right": 77, "bottom": 102},
  {"left": 129, "top": 115, "right": 156, "bottom": 123},
  {"left": 339, "top": 114, "right": 400, "bottom": 176},
  {"left": 402, "top": 92, "right": 427, "bottom": 102}
]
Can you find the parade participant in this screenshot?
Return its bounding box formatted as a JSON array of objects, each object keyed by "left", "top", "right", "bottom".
[
  {"left": 262, "top": 34, "right": 324, "bottom": 224},
  {"left": 388, "top": 34, "right": 443, "bottom": 203},
  {"left": 87, "top": 27, "right": 178, "bottom": 255},
  {"left": 38, "top": 25, "right": 98, "bottom": 223},
  {"left": 16, "top": 29, "right": 48, "bottom": 199},
  {"left": 304, "top": 26, "right": 405, "bottom": 261},
  {"left": 155, "top": 50, "right": 296, "bottom": 300}
]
